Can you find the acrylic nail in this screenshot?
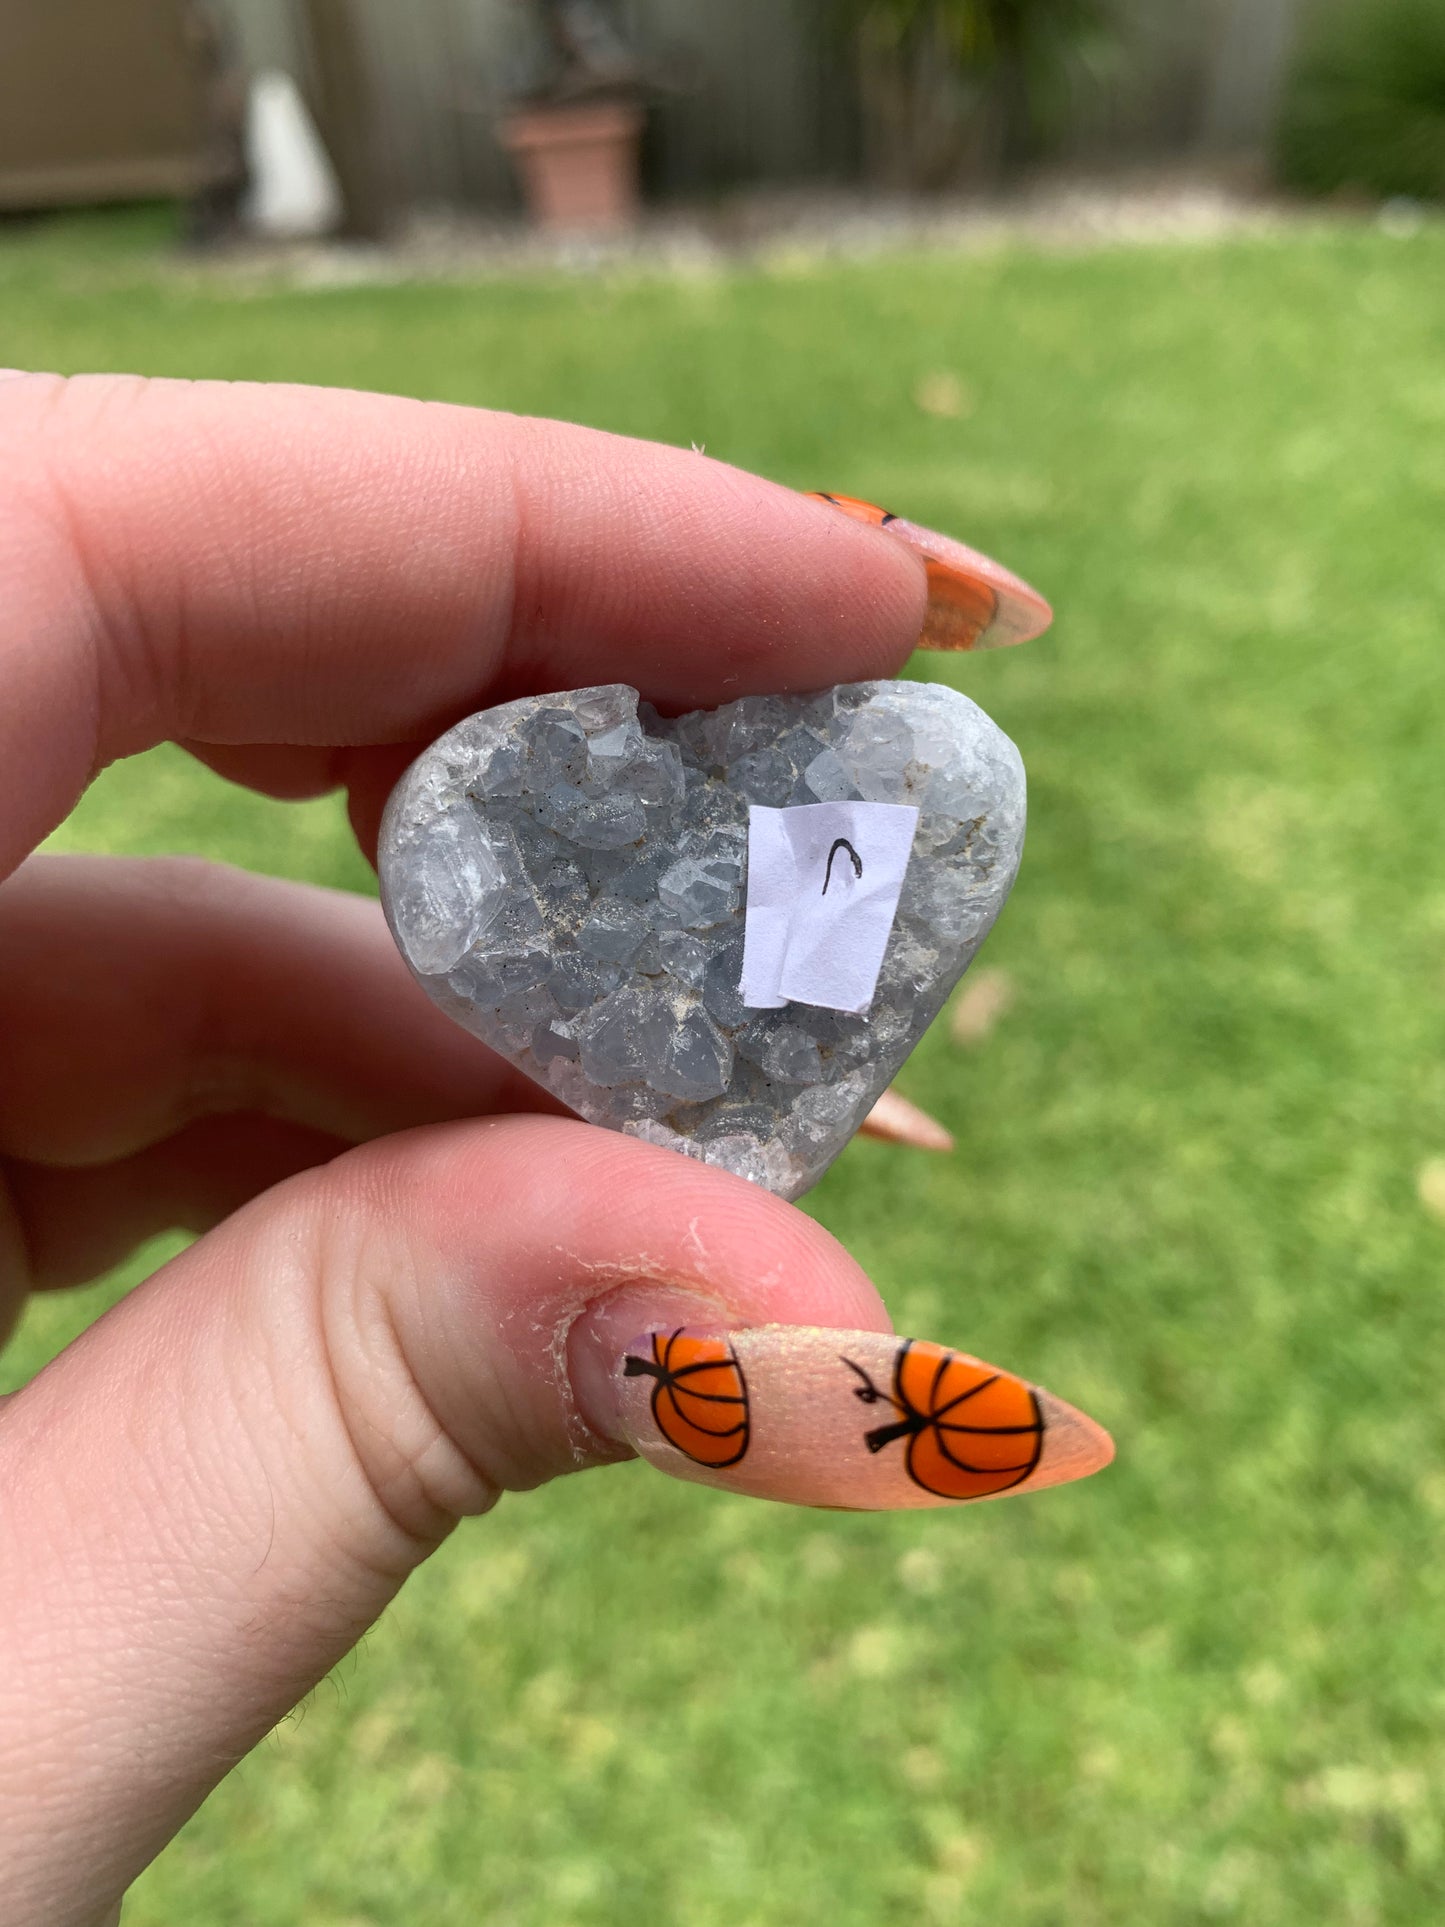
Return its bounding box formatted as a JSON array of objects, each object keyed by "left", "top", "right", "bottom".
[
  {"left": 807, "top": 491, "right": 1053, "bottom": 652},
  {"left": 859, "top": 1087, "right": 954, "bottom": 1153},
  {"left": 613, "top": 1324, "right": 1111, "bottom": 1511}
]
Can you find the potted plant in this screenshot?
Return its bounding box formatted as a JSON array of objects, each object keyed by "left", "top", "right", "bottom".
[{"left": 498, "top": 0, "right": 650, "bottom": 233}]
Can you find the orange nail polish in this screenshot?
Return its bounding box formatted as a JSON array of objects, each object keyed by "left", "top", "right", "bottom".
[
  {"left": 807, "top": 492, "right": 1053, "bottom": 652},
  {"left": 616, "top": 1326, "right": 1111, "bottom": 1511},
  {"left": 622, "top": 1329, "right": 751, "bottom": 1469}
]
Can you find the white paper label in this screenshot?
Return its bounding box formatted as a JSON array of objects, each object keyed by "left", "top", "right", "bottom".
[{"left": 739, "top": 801, "right": 920, "bottom": 1016}]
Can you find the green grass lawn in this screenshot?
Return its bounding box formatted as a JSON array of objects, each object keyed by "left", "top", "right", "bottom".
[{"left": 5, "top": 206, "right": 1445, "bottom": 1926}]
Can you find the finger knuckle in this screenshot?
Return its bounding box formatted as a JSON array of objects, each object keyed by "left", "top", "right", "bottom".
[{"left": 297, "top": 1184, "right": 504, "bottom": 1567}]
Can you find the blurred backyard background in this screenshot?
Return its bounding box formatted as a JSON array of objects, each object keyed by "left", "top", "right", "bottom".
[{"left": 3, "top": 1, "right": 1445, "bottom": 1924}]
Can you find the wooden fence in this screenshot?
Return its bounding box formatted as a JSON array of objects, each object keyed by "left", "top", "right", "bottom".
[{"left": 225, "top": 0, "right": 1327, "bottom": 212}]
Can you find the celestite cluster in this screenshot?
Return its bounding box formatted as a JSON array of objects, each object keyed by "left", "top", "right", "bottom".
[{"left": 379, "top": 681, "right": 1025, "bottom": 1200}]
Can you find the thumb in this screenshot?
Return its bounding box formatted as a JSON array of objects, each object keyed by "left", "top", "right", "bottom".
[{"left": 0, "top": 1116, "right": 1109, "bottom": 1927}]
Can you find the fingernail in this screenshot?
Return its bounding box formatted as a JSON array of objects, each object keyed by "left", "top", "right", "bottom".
[
  {"left": 859, "top": 1087, "right": 954, "bottom": 1153},
  {"left": 807, "top": 492, "right": 1053, "bottom": 652},
  {"left": 607, "top": 1324, "right": 1111, "bottom": 1511}
]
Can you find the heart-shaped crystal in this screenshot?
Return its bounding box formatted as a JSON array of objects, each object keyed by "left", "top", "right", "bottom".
[{"left": 379, "top": 681, "right": 1024, "bottom": 1199}]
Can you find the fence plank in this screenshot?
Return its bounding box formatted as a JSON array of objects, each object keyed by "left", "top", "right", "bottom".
[{"left": 1198, "top": 0, "right": 1305, "bottom": 152}]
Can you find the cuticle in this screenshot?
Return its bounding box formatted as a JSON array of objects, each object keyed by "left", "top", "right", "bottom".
[{"left": 557, "top": 1279, "right": 743, "bottom": 1461}]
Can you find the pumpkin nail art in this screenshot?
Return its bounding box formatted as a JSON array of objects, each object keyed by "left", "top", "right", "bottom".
[
  {"left": 622, "top": 1329, "right": 751, "bottom": 1469},
  {"left": 615, "top": 1325, "right": 1111, "bottom": 1511},
  {"left": 807, "top": 491, "right": 1052, "bottom": 653}
]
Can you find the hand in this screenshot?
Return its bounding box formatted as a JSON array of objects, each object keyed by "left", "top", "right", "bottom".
[{"left": 0, "top": 375, "right": 1108, "bottom": 1927}]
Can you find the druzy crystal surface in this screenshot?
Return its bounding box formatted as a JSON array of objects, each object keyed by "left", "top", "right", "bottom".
[{"left": 379, "top": 681, "right": 1025, "bottom": 1200}]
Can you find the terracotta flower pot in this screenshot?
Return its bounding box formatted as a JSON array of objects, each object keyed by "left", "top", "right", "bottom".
[{"left": 499, "top": 99, "right": 644, "bottom": 233}]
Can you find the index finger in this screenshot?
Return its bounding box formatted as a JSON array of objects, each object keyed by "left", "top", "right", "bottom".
[{"left": 0, "top": 374, "right": 928, "bottom": 878}]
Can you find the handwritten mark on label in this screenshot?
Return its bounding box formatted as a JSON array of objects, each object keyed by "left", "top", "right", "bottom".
[
  {"left": 822, "top": 838, "right": 863, "bottom": 895},
  {"left": 740, "top": 801, "right": 919, "bottom": 1015}
]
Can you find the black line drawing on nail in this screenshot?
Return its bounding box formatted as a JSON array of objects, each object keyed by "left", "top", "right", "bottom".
[
  {"left": 624, "top": 1329, "right": 750, "bottom": 1468},
  {"left": 823, "top": 837, "right": 863, "bottom": 896},
  {"left": 840, "top": 1340, "right": 1043, "bottom": 1499}
]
